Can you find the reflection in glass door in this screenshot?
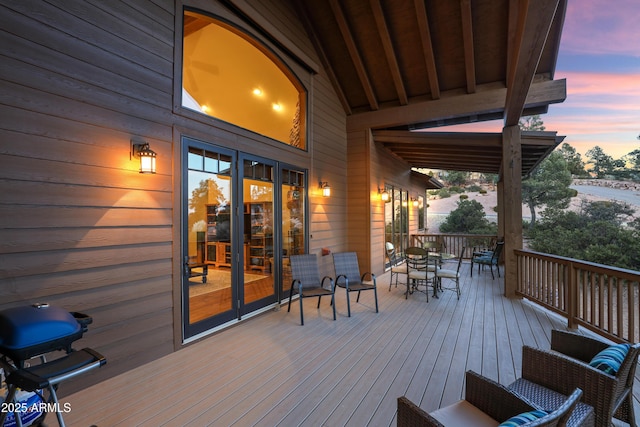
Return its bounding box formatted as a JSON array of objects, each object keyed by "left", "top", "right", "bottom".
[
  {"left": 184, "top": 144, "right": 237, "bottom": 338},
  {"left": 241, "top": 158, "right": 276, "bottom": 311},
  {"left": 281, "top": 168, "right": 305, "bottom": 296}
]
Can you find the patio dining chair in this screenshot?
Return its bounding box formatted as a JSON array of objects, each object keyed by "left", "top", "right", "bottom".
[
  {"left": 397, "top": 370, "right": 585, "bottom": 427},
  {"left": 287, "top": 254, "right": 336, "bottom": 325},
  {"left": 386, "top": 242, "right": 407, "bottom": 291},
  {"left": 405, "top": 246, "right": 436, "bottom": 301},
  {"left": 333, "top": 252, "right": 378, "bottom": 317},
  {"left": 509, "top": 329, "right": 640, "bottom": 427},
  {"left": 471, "top": 241, "right": 504, "bottom": 279},
  {"left": 435, "top": 247, "right": 464, "bottom": 299}
]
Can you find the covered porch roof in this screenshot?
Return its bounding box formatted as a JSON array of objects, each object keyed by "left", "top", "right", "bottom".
[
  {"left": 296, "top": 0, "right": 568, "bottom": 173},
  {"left": 375, "top": 130, "right": 566, "bottom": 177}
]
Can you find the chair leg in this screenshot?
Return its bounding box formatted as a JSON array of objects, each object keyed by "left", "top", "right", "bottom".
[
  {"left": 299, "top": 295, "right": 304, "bottom": 325},
  {"left": 373, "top": 287, "right": 379, "bottom": 312},
  {"left": 345, "top": 288, "right": 352, "bottom": 317},
  {"left": 287, "top": 285, "right": 295, "bottom": 312},
  {"left": 356, "top": 290, "right": 362, "bottom": 302},
  {"left": 331, "top": 293, "right": 336, "bottom": 320}
]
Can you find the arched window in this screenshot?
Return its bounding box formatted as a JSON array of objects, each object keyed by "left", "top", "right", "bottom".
[{"left": 182, "top": 11, "right": 306, "bottom": 149}]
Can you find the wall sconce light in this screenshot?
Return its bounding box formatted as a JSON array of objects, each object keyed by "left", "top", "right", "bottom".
[
  {"left": 319, "top": 181, "right": 331, "bottom": 197},
  {"left": 131, "top": 139, "right": 157, "bottom": 174},
  {"left": 378, "top": 187, "right": 390, "bottom": 202},
  {"left": 412, "top": 197, "right": 420, "bottom": 208}
]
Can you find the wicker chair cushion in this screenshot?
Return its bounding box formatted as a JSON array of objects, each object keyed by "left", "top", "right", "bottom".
[
  {"left": 431, "top": 400, "right": 500, "bottom": 427},
  {"left": 588, "top": 343, "right": 630, "bottom": 375},
  {"left": 498, "top": 410, "right": 547, "bottom": 426}
]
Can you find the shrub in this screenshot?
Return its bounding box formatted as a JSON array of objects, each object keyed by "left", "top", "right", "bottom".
[
  {"left": 479, "top": 189, "right": 487, "bottom": 194},
  {"left": 437, "top": 188, "right": 451, "bottom": 198},
  {"left": 466, "top": 184, "right": 482, "bottom": 192},
  {"left": 459, "top": 194, "right": 468, "bottom": 200}
]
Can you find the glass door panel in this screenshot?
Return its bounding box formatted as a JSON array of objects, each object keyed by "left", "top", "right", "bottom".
[
  {"left": 242, "top": 158, "right": 276, "bottom": 309},
  {"left": 281, "top": 168, "right": 306, "bottom": 297},
  {"left": 184, "top": 143, "right": 236, "bottom": 336}
]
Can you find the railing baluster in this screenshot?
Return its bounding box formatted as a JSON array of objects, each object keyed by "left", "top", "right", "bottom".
[{"left": 515, "top": 248, "right": 640, "bottom": 344}]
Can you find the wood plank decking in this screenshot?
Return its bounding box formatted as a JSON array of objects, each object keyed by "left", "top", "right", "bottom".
[{"left": 64, "top": 261, "right": 639, "bottom": 426}]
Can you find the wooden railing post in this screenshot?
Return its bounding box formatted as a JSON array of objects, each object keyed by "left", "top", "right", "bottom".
[{"left": 567, "top": 260, "right": 577, "bottom": 330}]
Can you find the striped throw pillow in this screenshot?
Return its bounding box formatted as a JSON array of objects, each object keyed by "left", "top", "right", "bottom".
[
  {"left": 499, "top": 410, "right": 548, "bottom": 426},
  {"left": 589, "top": 343, "right": 631, "bottom": 375}
]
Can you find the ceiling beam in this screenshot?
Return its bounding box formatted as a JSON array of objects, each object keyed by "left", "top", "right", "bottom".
[
  {"left": 347, "top": 78, "right": 565, "bottom": 132},
  {"left": 294, "top": 2, "right": 352, "bottom": 115},
  {"left": 370, "top": 0, "right": 408, "bottom": 105},
  {"left": 329, "top": 0, "right": 379, "bottom": 110},
  {"left": 504, "top": 0, "right": 561, "bottom": 126},
  {"left": 460, "top": 0, "right": 477, "bottom": 94},
  {"left": 413, "top": 0, "right": 440, "bottom": 99}
]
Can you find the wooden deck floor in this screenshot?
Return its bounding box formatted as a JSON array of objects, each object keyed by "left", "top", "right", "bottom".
[{"left": 64, "top": 262, "right": 639, "bottom": 426}]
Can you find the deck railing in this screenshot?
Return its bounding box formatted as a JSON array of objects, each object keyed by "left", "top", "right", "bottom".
[
  {"left": 410, "top": 233, "right": 497, "bottom": 259},
  {"left": 516, "top": 249, "right": 640, "bottom": 344},
  {"left": 410, "top": 234, "right": 640, "bottom": 344}
]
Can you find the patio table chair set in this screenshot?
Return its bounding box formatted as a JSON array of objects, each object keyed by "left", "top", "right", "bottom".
[
  {"left": 387, "top": 242, "right": 464, "bottom": 302},
  {"left": 398, "top": 329, "right": 640, "bottom": 427},
  {"left": 287, "top": 252, "right": 378, "bottom": 325}
]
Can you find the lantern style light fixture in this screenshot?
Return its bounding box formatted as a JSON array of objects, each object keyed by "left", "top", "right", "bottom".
[
  {"left": 378, "top": 187, "right": 390, "bottom": 202},
  {"left": 319, "top": 181, "right": 331, "bottom": 197},
  {"left": 131, "top": 139, "right": 157, "bottom": 174},
  {"left": 412, "top": 197, "right": 420, "bottom": 208}
]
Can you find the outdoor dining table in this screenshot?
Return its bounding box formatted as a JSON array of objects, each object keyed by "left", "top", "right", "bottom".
[{"left": 406, "top": 252, "right": 457, "bottom": 299}]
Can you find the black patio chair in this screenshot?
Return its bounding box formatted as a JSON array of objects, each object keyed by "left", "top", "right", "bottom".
[
  {"left": 287, "top": 254, "right": 336, "bottom": 325},
  {"left": 333, "top": 252, "right": 378, "bottom": 317},
  {"left": 405, "top": 246, "right": 436, "bottom": 301},
  {"left": 386, "top": 242, "right": 407, "bottom": 291},
  {"left": 435, "top": 247, "right": 465, "bottom": 299},
  {"left": 470, "top": 241, "right": 504, "bottom": 279}
]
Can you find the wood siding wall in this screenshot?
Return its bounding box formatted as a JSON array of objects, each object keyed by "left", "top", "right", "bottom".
[{"left": 0, "top": 0, "right": 345, "bottom": 394}]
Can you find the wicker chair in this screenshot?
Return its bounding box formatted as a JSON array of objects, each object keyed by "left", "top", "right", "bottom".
[
  {"left": 332, "top": 252, "right": 378, "bottom": 317},
  {"left": 397, "top": 370, "right": 584, "bottom": 427},
  {"left": 287, "top": 254, "right": 336, "bottom": 325},
  {"left": 508, "top": 330, "right": 639, "bottom": 427}
]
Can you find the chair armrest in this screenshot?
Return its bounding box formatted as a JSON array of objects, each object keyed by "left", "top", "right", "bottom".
[
  {"left": 551, "top": 330, "right": 609, "bottom": 362},
  {"left": 321, "top": 276, "right": 335, "bottom": 291},
  {"left": 521, "top": 345, "right": 618, "bottom": 423},
  {"left": 335, "top": 274, "right": 348, "bottom": 287},
  {"left": 361, "top": 272, "right": 376, "bottom": 284},
  {"left": 397, "top": 396, "right": 443, "bottom": 427},
  {"left": 465, "top": 370, "right": 535, "bottom": 421}
]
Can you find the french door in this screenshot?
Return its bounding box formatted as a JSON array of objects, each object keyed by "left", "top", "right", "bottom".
[{"left": 182, "top": 137, "right": 306, "bottom": 339}]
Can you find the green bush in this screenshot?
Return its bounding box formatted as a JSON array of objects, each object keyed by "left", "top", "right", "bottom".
[
  {"left": 466, "top": 185, "right": 482, "bottom": 192},
  {"left": 437, "top": 188, "right": 451, "bottom": 198},
  {"left": 459, "top": 194, "right": 469, "bottom": 200},
  {"left": 439, "top": 199, "right": 498, "bottom": 234},
  {"left": 479, "top": 189, "right": 487, "bottom": 194},
  {"left": 449, "top": 186, "right": 465, "bottom": 194}
]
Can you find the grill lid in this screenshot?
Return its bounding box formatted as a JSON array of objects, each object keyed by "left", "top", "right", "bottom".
[{"left": 0, "top": 304, "right": 82, "bottom": 351}]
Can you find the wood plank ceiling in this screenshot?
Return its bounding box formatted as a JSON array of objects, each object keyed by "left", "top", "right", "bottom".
[{"left": 296, "top": 0, "right": 568, "bottom": 176}]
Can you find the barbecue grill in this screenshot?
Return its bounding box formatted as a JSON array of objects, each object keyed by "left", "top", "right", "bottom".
[{"left": 0, "top": 304, "right": 106, "bottom": 427}]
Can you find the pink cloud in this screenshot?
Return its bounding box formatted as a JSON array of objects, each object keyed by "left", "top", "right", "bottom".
[{"left": 562, "top": 0, "right": 640, "bottom": 57}]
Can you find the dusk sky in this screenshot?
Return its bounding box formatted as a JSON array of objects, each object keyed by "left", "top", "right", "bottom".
[{"left": 446, "top": 0, "right": 640, "bottom": 161}]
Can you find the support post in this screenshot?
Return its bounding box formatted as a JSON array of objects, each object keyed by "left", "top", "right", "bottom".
[{"left": 502, "top": 126, "right": 523, "bottom": 297}]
